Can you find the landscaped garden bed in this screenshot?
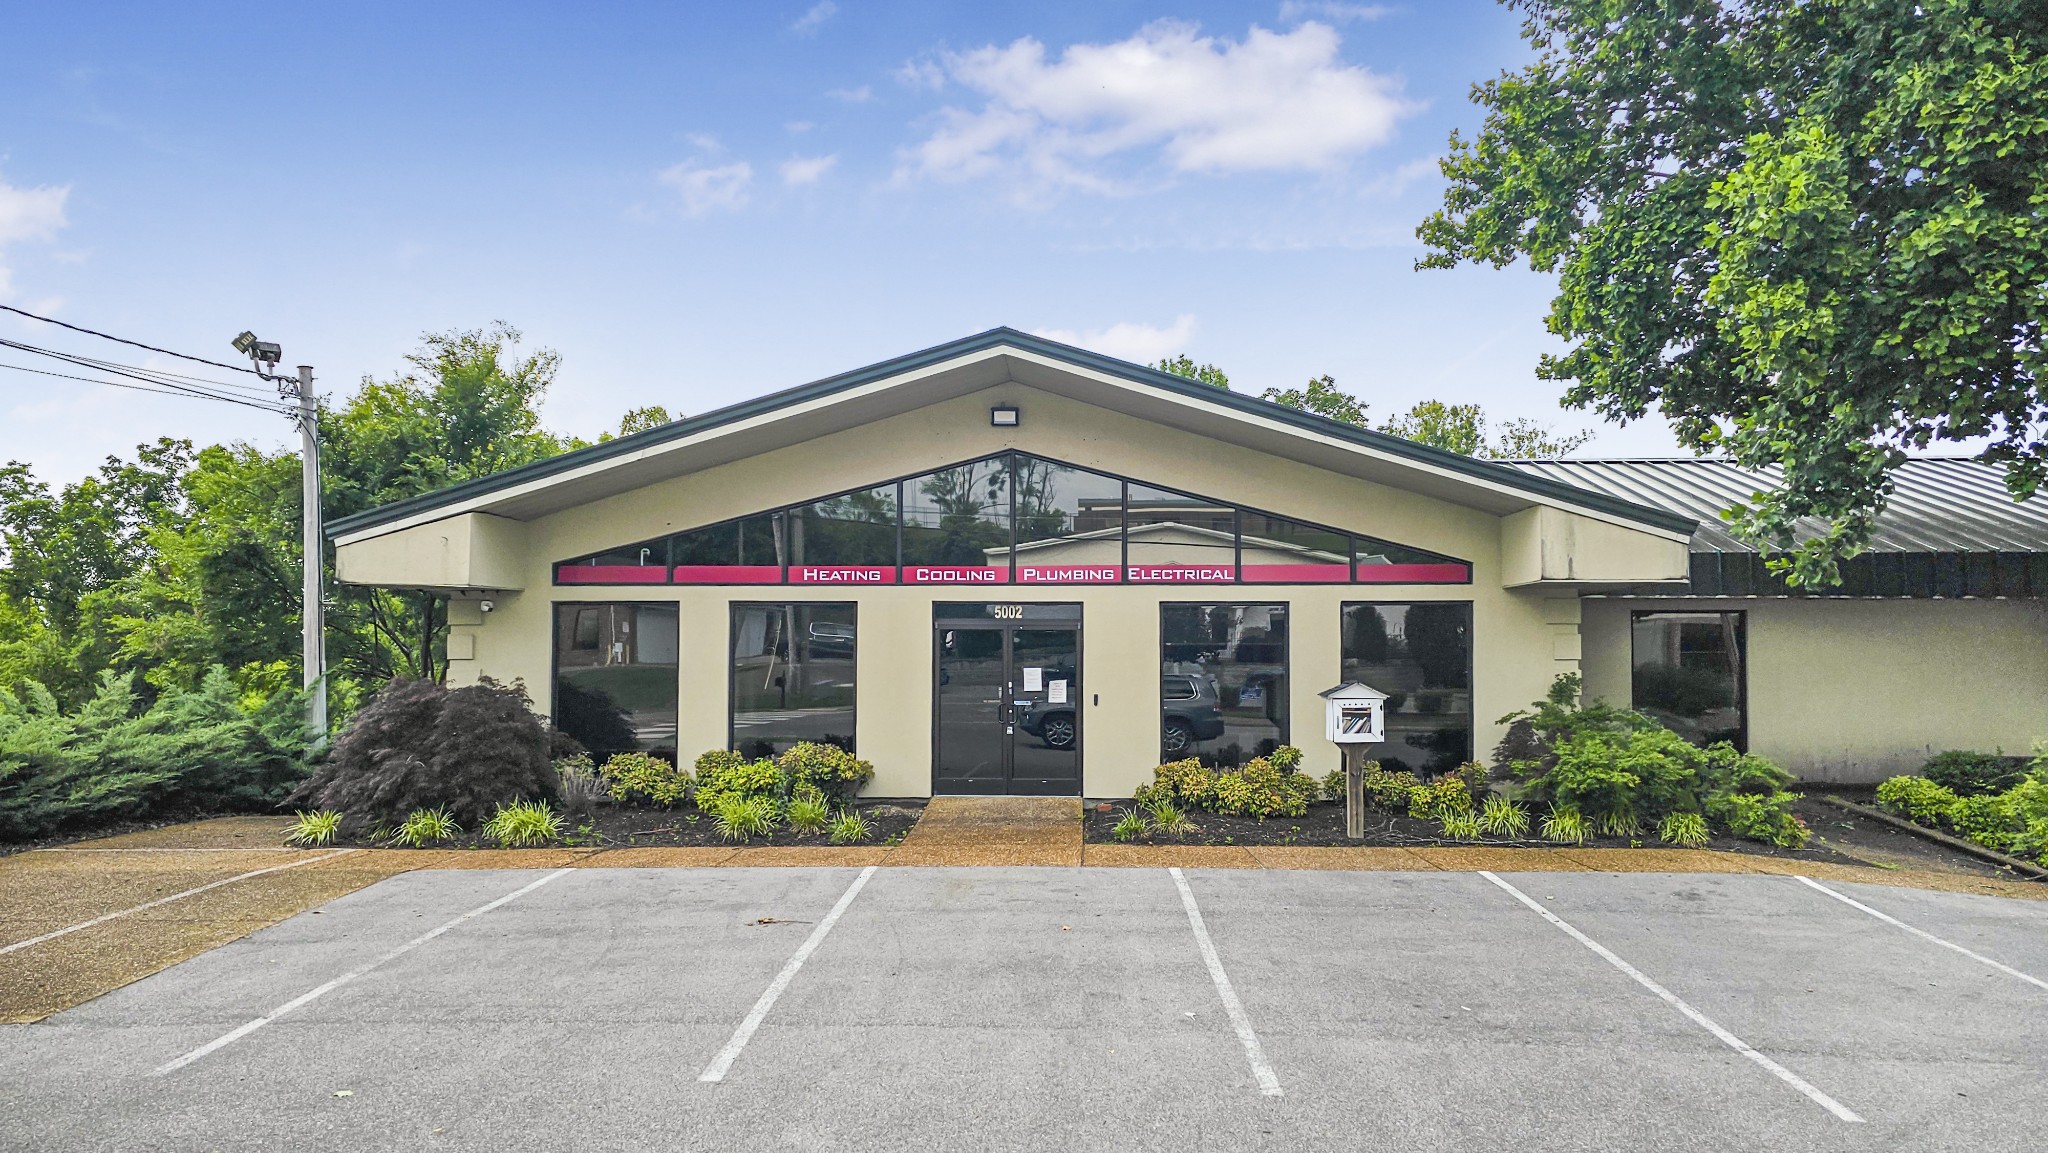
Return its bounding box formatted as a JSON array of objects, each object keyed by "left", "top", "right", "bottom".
[
  {"left": 275, "top": 678, "right": 900, "bottom": 851},
  {"left": 1865, "top": 748, "right": 2048, "bottom": 873},
  {"left": 1084, "top": 673, "right": 1860, "bottom": 864}
]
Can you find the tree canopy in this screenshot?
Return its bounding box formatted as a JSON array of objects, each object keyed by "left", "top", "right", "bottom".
[
  {"left": 1419, "top": 0, "right": 2048, "bottom": 583},
  {"left": 0, "top": 323, "right": 641, "bottom": 714},
  {"left": 1153, "top": 355, "right": 1231, "bottom": 389},
  {"left": 1155, "top": 356, "right": 1590, "bottom": 457}
]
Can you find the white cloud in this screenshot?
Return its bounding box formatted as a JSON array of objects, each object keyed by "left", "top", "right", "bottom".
[
  {"left": 780, "top": 154, "right": 839, "bottom": 186},
  {"left": 897, "top": 21, "right": 1414, "bottom": 196},
  {"left": 826, "top": 84, "right": 874, "bottom": 103},
  {"left": 895, "top": 59, "right": 946, "bottom": 91},
  {"left": 786, "top": 120, "right": 817, "bottom": 134},
  {"left": 0, "top": 176, "right": 70, "bottom": 299},
  {"left": 1278, "top": 2, "right": 1390, "bottom": 23},
  {"left": 685, "top": 132, "right": 724, "bottom": 152},
  {"left": 1030, "top": 314, "right": 1197, "bottom": 364},
  {"left": 657, "top": 160, "right": 754, "bottom": 216},
  {"left": 791, "top": 1, "right": 837, "bottom": 35}
]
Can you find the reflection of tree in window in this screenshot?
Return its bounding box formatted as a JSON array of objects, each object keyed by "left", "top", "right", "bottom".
[
  {"left": 904, "top": 461, "right": 1010, "bottom": 566},
  {"left": 789, "top": 486, "right": 897, "bottom": 566}
]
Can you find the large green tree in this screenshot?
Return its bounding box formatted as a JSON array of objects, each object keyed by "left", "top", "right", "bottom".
[{"left": 1419, "top": 0, "right": 2048, "bottom": 583}]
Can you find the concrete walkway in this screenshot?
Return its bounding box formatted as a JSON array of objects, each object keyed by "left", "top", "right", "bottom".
[{"left": 887, "top": 796, "right": 1082, "bottom": 865}]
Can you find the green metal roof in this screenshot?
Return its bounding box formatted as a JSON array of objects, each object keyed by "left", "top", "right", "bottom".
[{"left": 328, "top": 328, "right": 1699, "bottom": 540}]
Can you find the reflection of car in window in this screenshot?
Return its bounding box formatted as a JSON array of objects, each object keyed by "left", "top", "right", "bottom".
[
  {"left": 1017, "top": 672, "right": 1225, "bottom": 755},
  {"left": 807, "top": 621, "right": 856, "bottom": 657}
]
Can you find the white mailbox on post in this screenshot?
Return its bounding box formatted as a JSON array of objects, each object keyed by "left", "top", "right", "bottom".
[
  {"left": 1320, "top": 682, "right": 1388, "bottom": 744},
  {"left": 1320, "top": 682, "right": 1389, "bottom": 841}
]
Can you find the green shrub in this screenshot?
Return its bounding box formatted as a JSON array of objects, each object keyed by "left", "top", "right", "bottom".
[
  {"left": 712, "top": 794, "right": 780, "bottom": 842},
  {"left": 2011, "top": 818, "right": 2048, "bottom": 867},
  {"left": 284, "top": 808, "right": 342, "bottom": 847},
  {"left": 1478, "top": 796, "right": 1529, "bottom": 838},
  {"left": 1876, "top": 776, "right": 1961, "bottom": 826},
  {"left": 390, "top": 806, "right": 460, "bottom": 848},
  {"left": 1658, "top": 811, "right": 1711, "bottom": 848},
  {"left": 697, "top": 755, "right": 784, "bottom": 807},
  {"left": 482, "top": 800, "right": 563, "bottom": 847},
  {"left": 786, "top": 788, "right": 830, "bottom": 834},
  {"left": 1360, "top": 767, "right": 1418, "bottom": 810},
  {"left": 1541, "top": 806, "right": 1590, "bottom": 845},
  {"left": 1268, "top": 745, "right": 1304, "bottom": 774},
  {"left": 694, "top": 749, "right": 747, "bottom": 780},
  {"left": 1206, "top": 757, "right": 1314, "bottom": 818},
  {"left": 604, "top": 752, "right": 688, "bottom": 807},
  {"left": 1320, "top": 769, "right": 1347, "bottom": 802},
  {"left": 1922, "top": 750, "right": 2024, "bottom": 796},
  {"left": 828, "top": 807, "right": 872, "bottom": 844},
  {"left": 1947, "top": 793, "right": 2022, "bottom": 852},
  {"left": 1111, "top": 807, "right": 1151, "bottom": 842},
  {"left": 1, "top": 669, "right": 311, "bottom": 842},
  {"left": 1150, "top": 758, "right": 1217, "bottom": 807},
  {"left": 287, "top": 678, "right": 554, "bottom": 830},
  {"left": 1439, "top": 811, "right": 1482, "bottom": 841},
  {"left": 1707, "top": 791, "right": 1807, "bottom": 848},
  {"left": 776, "top": 741, "right": 874, "bottom": 801}
]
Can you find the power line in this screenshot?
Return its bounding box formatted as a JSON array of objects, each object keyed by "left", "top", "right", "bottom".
[
  {"left": 0, "top": 361, "right": 296, "bottom": 415},
  {"left": 63, "top": 349, "right": 281, "bottom": 397},
  {"left": 0, "top": 337, "right": 297, "bottom": 416},
  {"left": 0, "top": 303, "right": 264, "bottom": 376}
]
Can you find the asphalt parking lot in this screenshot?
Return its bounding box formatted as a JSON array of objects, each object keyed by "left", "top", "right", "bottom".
[{"left": 3, "top": 866, "right": 2045, "bottom": 1152}]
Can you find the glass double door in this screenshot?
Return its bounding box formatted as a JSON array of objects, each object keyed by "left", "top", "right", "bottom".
[{"left": 934, "top": 606, "right": 1081, "bottom": 795}]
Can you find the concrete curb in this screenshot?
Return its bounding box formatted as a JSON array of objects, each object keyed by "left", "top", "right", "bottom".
[{"left": 1813, "top": 794, "right": 2048, "bottom": 881}]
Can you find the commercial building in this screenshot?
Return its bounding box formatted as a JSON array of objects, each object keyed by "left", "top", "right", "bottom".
[{"left": 331, "top": 330, "right": 2048, "bottom": 793}]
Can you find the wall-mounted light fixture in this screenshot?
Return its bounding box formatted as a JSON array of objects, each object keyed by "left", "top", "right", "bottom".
[{"left": 991, "top": 404, "right": 1020, "bottom": 427}]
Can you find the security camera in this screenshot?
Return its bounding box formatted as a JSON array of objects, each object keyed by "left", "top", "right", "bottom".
[{"left": 479, "top": 599, "right": 496, "bottom": 614}]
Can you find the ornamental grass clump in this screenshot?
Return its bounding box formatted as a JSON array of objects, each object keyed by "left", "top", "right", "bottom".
[
  {"left": 483, "top": 799, "right": 563, "bottom": 847},
  {"left": 284, "top": 808, "right": 342, "bottom": 847},
  {"left": 1110, "top": 807, "right": 1152, "bottom": 843},
  {"left": 390, "top": 806, "right": 460, "bottom": 848},
  {"left": 1438, "top": 811, "right": 1482, "bottom": 841},
  {"left": 1658, "top": 812, "right": 1711, "bottom": 848},
  {"left": 785, "top": 787, "right": 830, "bottom": 834},
  {"left": 555, "top": 755, "right": 608, "bottom": 816},
  {"left": 712, "top": 793, "right": 780, "bottom": 842},
  {"left": 1541, "top": 806, "right": 1590, "bottom": 845},
  {"left": 1478, "top": 796, "right": 1530, "bottom": 838},
  {"left": 1145, "top": 798, "right": 1194, "bottom": 838},
  {"left": 828, "top": 807, "right": 872, "bottom": 845}
]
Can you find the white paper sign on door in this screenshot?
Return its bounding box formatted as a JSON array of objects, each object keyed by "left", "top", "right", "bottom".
[
  {"left": 1022, "top": 667, "right": 1044, "bottom": 692},
  {"left": 1048, "top": 679, "right": 1068, "bottom": 704}
]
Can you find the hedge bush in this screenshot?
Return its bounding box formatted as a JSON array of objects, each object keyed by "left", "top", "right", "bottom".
[
  {"left": 286, "top": 678, "right": 555, "bottom": 829},
  {"left": 1, "top": 668, "right": 310, "bottom": 841},
  {"left": 776, "top": 741, "right": 874, "bottom": 802},
  {"left": 1878, "top": 757, "right": 2048, "bottom": 866},
  {"left": 1921, "top": 750, "right": 2025, "bottom": 796}
]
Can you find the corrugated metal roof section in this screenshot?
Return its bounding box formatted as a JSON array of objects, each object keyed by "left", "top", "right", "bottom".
[{"left": 1502, "top": 458, "right": 2048, "bottom": 554}]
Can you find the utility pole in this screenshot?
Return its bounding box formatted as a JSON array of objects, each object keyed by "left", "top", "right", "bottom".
[{"left": 234, "top": 333, "right": 326, "bottom": 741}]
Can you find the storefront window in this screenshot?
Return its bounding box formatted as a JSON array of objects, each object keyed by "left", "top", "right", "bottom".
[
  {"left": 730, "top": 602, "right": 857, "bottom": 757},
  {"left": 1632, "top": 611, "right": 1746, "bottom": 749},
  {"left": 1012, "top": 455, "right": 1124, "bottom": 584},
  {"left": 901, "top": 459, "right": 1012, "bottom": 584},
  {"left": 1128, "top": 484, "right": 1237, "bottom": 582},
  {"left": 1161, "top": 603, "right": 1288, "bottom": 766},
  {"left": 786, "top": 485, "right": 898, "bottom": 584},
  {"left": 1341, "top": 602, "right": 1472, "bottom": 774},
  {"left": 552, "top": 603, "right": 679, "bottom": 757},
  {"left": 1240, "top": 512, "right": 1351, "bottom": 583},
  {"left": 670, "top": 513, "right": 784, "bottom": 583},
  {"left": 561, "top": 450, "right": 1471, "bottom": 586}
]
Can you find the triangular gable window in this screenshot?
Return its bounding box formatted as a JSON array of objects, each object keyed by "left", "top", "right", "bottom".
[{"left": 554, "top": 452, "right": 1470, "bottom": 586}]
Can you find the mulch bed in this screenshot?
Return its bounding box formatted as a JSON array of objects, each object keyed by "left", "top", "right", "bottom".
[
  {"left": 330, "top": 799, "right": 925, "bottom": 851},
  {"left": 0, "top": 807, "right": 255, "bottom": 858},
  {"left": 1082, "top": 795, "right": 1869, "bottom": 866}
]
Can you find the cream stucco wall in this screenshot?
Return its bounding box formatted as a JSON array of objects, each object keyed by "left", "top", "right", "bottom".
[
  {"left": 412, "top": 381, "right": 1646, "bottom": 797},
  {"left": 1581, "top": 597, "right": 2048, "bottom": 783}
]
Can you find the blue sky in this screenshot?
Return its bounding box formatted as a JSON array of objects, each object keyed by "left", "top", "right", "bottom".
[{"left": 0, "top": 0, "right": 1685, "bottom": 484}]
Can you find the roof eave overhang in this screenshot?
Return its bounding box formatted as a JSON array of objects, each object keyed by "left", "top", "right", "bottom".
[{"left": 330, "top": 330, "right": 1696, "bottom": 547}]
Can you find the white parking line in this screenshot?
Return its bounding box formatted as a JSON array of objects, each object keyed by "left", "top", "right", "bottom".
[
  {"left": 1, "top": 849, "right": 358, "bottom": 958},
  {"left": 153, "top": 868, "right": 572, "bottom": 1077},
  {"left": 700, "top": 865, "right": 878, "bottom": 1084},
  {"left": 1478, "top": 870, "right": 1863, "bottom": 1123},
  {"left": 1794, "top": 875, "right": 2048, "bottom": 993},
  {"left": 1169, "top": 867, "right": 1283, "bottom": 1098}
]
